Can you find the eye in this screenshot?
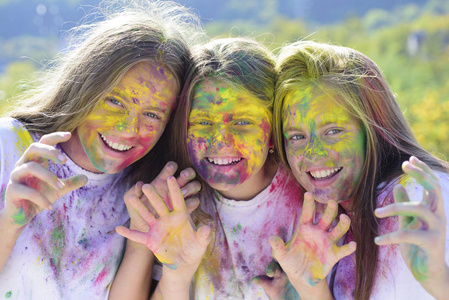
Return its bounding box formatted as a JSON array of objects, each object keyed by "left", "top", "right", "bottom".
[
  {"left": 107, "top": 98, "right": 123, "bottom": 107},
  {"left": 290, "top": 134, "right": 305, "bottom": 140},
  {"left": 326, "top": 129, "right": 342, "bottom": 135},
  {"left": 235, "top": 120, "right": 250, "bottom": 125},
  {"left": 199, "top": 121, "right": 212, "bottom": 125},
  {"left": 145, "top": 112, "right": 161, "bottom": 120}
]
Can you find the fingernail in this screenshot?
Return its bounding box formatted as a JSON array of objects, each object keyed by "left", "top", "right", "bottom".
[
  {"left": 374, "top": 236, "right": 381, "bottom": 244},
  {"left": 57, "top": 179, "right": 65, "bottom": 190},
  {"left": 181, "top": 170, "right": 191, "bottom": 178},
  {"left": 167, "top": 175, "right": 175, "bottom": 181},
  {"left": 181, "top": 188, "right": 187, "bottom": 196},
  {"left": 167, "top": 162, "right": 175, "bottom": 171}
]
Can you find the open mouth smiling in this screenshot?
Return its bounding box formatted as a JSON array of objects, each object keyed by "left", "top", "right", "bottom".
[
  {"left": 206, "top": 157, "right": 243, "bottom": 166},
  {"left": 100, "top": 133, "right": 133, "bottom": 152},
  {"left": 308, "top": 167, "right": 342, "bottom": 181}
]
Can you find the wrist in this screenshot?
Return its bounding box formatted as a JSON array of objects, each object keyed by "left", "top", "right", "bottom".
[{"left": 292, "top": 279, "right": 333, "bottom": 300}]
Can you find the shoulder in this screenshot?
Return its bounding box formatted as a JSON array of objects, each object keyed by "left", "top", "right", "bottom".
[{"left": 0, "top": 117, "right": 35, "bottom": 153}]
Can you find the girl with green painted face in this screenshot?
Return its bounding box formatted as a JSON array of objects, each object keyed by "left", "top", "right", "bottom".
[
  {"left": 0, "top": 1, "right": 203, "bottom": 299},
  {"left": 273, "top": 41, "right": 449, "bottom": 300},
  {"left": 115, "top": 38, "right": 353, "bottom": 299}
]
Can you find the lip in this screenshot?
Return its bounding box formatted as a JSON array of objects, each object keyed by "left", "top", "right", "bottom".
[
  {"left": 98, "top": 133, "right": 135, "bottom": 158},
  {"left": 306, "top": 167, "right": 342, "bottom": 188}
]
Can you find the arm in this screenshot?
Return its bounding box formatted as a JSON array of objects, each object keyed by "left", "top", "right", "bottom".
[
  {"left": 254, "top": 192, "right": 356, "bottom": 300},
  {"left": 109, "top": 162, "right": 206, "bottom": 300},
  {"left": 0, "top": 132, "right": 87, "bottom": 272},
  {"left": 375, "top": 156, "right": 449, "bottom": 300}
]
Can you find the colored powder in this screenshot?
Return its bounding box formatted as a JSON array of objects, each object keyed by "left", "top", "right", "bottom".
[
  {"left": 12, "top": 207, "right": 27, "bottom": 226},
  {"left": 5, "top": 291, "right": 12, "bottom": 298}
]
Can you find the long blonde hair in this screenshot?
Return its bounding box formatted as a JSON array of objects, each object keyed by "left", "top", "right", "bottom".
[{"left": 274, "top": 41, "right": 448, "bottom": 299}]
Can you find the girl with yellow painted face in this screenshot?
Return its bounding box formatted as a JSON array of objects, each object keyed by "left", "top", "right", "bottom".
[
  {"left": 116, "top": 37, "right": 355, "bottom": 300},
  {"left": 0, "top": 1, "right": 204, "bottom": 299},
  {"left": 273, "top": 41, "right": 449, "bottom": 300}
]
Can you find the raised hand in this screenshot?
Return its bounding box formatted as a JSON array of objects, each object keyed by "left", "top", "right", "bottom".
[
  {"left": 2, "top": 132, "right": 88, "bottom": 230},
  {"left": 268, "top": 192, "right": 356, "bottom": 298},
  {"left": 124, "top": 161, "right": 200, "bottom": 233},
  {"left": 116, "top": 176, "right": 211, "bottom": 277},
  {"left": 375, "top": 156, "right": 449, "bottom": 298}
]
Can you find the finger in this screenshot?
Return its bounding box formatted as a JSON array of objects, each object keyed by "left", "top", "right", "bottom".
[
  {"left": 409, "top": 156, "right": 439, "bottom": 182},
  {"left": 59, "top": 175, "right": 88, "bottom": 199},
  {"left": 142, "top": 183, "right": 170, "bottom": 217},
  {"left": 266, "top": 260, "right": 281, "bottom": 278},
  {"left": 134, "top": 181, "right": 144, "bottom": 199},
  {"left": 402, "top": 161, "right": 435, "bottom": 192},
  {"left": 185, "top": 197, "right": 200, "bottom": 214},
  {"left": 251, "top": 275, "right": 271, "bottom": 288},
  {"left": 374, "top": 230, "right": 434, "bottom": 247},
  {"left": 299, "top": 192, "right": 315, "bottom": 225},
  {"left": 375, "top": 202, "right": 436, "bottom": 227},
  {"left": 155, "top": 161, "right": 178, "bottom": 183},
  {"left": 11, "top": 162, "right": 65, "bottom": 191},
  {"left": 20, "top": 142, "right": 67, "bottom": 166},
  {"left": 329, "top": 214, "right": 352, "bottom": 242},
  {"left": 268, "top": 235, "right": 287, "bottom": 262},
  {"left": 177, "top": 167, "right": 197, "bottom": 188},
  {"left": 39, "top": 131, "right": 72, "bottom": 146},
  {"left": 180, "top": 181, "right": 201, "bottom": 198},
  {"left": 167, "top": 176, "right": 187, "bottom": 212},
  {"left": 115, "top": 226, "right": 150, "bottom": 247},
  {"left": 317, "top": 200, "right": 338, "bottom": 231},
  {"left": 128, "top": 193, "right": 156, "bottom": 229},
  {"left": 7, "top": 183, "right": 53, "bottom": 210},
  {"left": 335, "top": 241, "right": 357, "bottom": 261}
]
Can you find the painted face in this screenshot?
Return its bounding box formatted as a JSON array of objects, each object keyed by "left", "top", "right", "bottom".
[
  {"left": 282, "top": 87, "right": 366, "bottom": 203},
  {"left": 68, "top": 61, "right": 178, "bottom": 174},
  {"left": 187, "top": 80, "right": 272, "bottom": 196}
]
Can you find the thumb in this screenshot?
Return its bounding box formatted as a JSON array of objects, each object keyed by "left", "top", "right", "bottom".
[
  {"left": 196, "top": 225, "right": 212, "bottom": 247},
  {"left": 269, "top": 235, "right": 287, "bottom": 262}
]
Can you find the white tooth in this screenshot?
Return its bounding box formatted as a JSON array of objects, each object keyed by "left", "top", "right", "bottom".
[
  {"left": 213, "top": 158, "right": 218, "bottom": 164},
  {"left": 326, "top": 170, "right": 331, "bottom": 176},
  {"left": 218, "top": 158, "right": 223, "bottom": 165},
  {"left": 319, "top": 170, "right": 325, "bottom": 178},
  {"left": 111, "top": 142, "right": 118, "bottom": 149},
  {"left": 311, "top": 171, "right": 317, "bottom": 178}
]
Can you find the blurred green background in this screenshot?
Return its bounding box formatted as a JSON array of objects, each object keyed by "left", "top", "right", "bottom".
[{"left": 1, "top": 0, "right": 448, "bottom": 159}]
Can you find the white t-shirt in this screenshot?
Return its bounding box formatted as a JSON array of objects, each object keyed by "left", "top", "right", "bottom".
[
  {"left": 331, "top": 171, "right": 449, "bottom": 300},
  {"left": 0, "top": 118, "right": 130, "bottom": 300},
  {"left": 192, "top": 166, "right": 304, "bottom": 299}
]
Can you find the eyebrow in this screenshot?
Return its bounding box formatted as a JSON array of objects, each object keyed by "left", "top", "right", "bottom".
[{"left": 109, "top": 91, "right": 168, "bottom": 113}]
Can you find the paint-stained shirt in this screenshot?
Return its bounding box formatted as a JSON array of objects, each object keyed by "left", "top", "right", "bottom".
[
  {"left": 0, "top": 117, "right": 129, "bottom": 300},
  {"left": 192, "top": 165, "right": 304, "bottom": 299},
  {"left": 330, "top": 171, "right": 449, "bottom": 299}
]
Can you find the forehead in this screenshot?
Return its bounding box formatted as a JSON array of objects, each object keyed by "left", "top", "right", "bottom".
[
  {"left": 114, "top": 61, "right": 178, "bottom": 106},
  {"left": 192, "top": 79, "right": 263, "bottom": 111},
  {"left": 282, "top": 88, "right": 349, "bottom": 120}
]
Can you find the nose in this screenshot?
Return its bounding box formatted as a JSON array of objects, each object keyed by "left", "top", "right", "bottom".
[
  {"left": 304, "top": 134, "right": 328, "bottom": 160},
  {"left": 210, "top": 124, "right": 232, "bottom": 149},
  {"left": 116, "top": 111, "right": 140, "bottom": 136}
]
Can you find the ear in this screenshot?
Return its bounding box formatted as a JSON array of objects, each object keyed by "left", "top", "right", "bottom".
[{"left": 268, "top": 136, "right": 274, "bottom": 149}]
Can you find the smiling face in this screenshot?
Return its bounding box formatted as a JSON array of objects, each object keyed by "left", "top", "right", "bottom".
[
  {"left": 187, "top": 80, "right": 273, "bottom": 199},
  {"left": 63, "top": 61, "right": 178, "bottom": 174},
  {"left": 282, "top": 87, "right": 366, "bottom": 203}
]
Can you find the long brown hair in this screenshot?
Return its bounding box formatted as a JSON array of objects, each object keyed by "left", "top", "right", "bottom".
[
  {"left": 273, "top": 41, "right": 448, "bottom": 299},
  {"left": 8, "top": 0, "right": 204, "bottom": 182}
]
